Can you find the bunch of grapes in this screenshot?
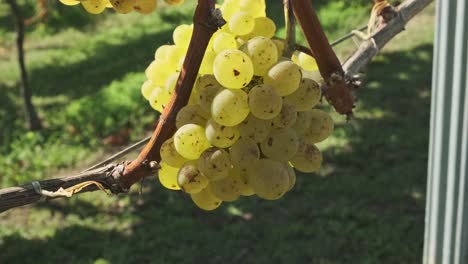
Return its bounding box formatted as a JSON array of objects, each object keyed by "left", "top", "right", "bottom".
[
  {"left": 142, "top": 0, "right": 334, "bottom": 211},
  {"left": 58, "top": 0, "right": 183, "bottom": 15}
]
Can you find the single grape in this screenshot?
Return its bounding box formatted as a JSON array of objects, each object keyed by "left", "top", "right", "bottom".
[
  {"left": 191, "top": 187, "right": 222, "bottom": 211},
  {"left": 141, "top": 80, "right": 157, "bottom": 100},
  {"left": 149, "top": 87, "right": 171, "bottom": 113},
  {"left": 211, "top": 89, "right": 250, "bottom": 126},
  {"left": 145, "top": 60, "right": 173, "bottom": 86},
  {"left": 194, "top": 75, "right": 220, "bottom": 92},
  {"left": 178, "top": 161, "right": 209, "bottom": 194},
  {"left": 209, "top": 172, "right": 242, "bottom": 202},
  {"left": 231, "top": 167, "right": 255, "bottom": 196},
  {"left": 154, "top": 45, "right": 172, "bottom": 61},
  {"left": 284, "top": 78, "right": 321, "bottom": 111},
  {"left": 175, "top": 105, "right": 209, "bottom": 128},
  {"left": 199, "top": 50, "right": 216, "bottom": 75},
  {"left": 292, "top": 111, "right": 312, "bottom": 136},
  {"left": 248, "top": 159, "right": 290, "bottom": 200},
  {"left": 205, "top": 119, "right": 240, "bottom": 148},
  {"left": 290, "top": 142, "right": 322, "bottom": 173},
  {"left": 82, "top": 0, "right": 107, "bottom": 14},
  {"left": 229, "top": 138, "right": 259, "bottom": 167},
  {"left": 238, "top": 114, "right": 272, "bottom": 142},
  {"left": 158, "top": 162, "right": 181, "bottom": 190},
  {"left": 109, "top": 0, "right": 136, "bottom": 13},
  {"left": 264, "top": 61, "right": 302, "bottom": 96},
  {"left": 298, "top": 52, "right": 319, "bottom": 71},
  {"left": 213, "top": 49, "right": 254, "bottom": 89},
  {"left": 241, "top": 17, "right": 276, "bottom": 40},
  {"left": 198, "top": 148, "right": 231, "bottom": 181},
  {"left": 260, "top": 128, "right": 299, "bottom": 162},
  {"left": 272, "top": 102, "right": 297, "bottom": 128},
  {"left": 241, "top": 36, "right": 278, "bottom": 76},
  {"left": 198, "top": 83, "right": 222, "bottom": 114},
  {"left": 160, "top": 137, "right": 188, "bottom": 168},
  {"left": 303, "top": 109, "right": 334, "bottom": 143},
  {"left": 174, "top": 124, "right": 211, "bottom": 159},
  {"left": 248, "top": 84, "right": 282, "bottom": 120},
  {"left": 213, "top": 32, "right": 238, "bottom": 53},
  {"left": 220, "top": 0, "right": 240, "bottom": 21},
  {"left": 229, "top": 11, "right": 255, "bottom": 36},
  {"left": 133, "top": 0, "right": 157, "bottom": 14},
  {"left": 173, "top": 24, "right": 193, "bottom": 49},
  {"left": 239, "top": 0, "right": 265, "bottom": 18}
]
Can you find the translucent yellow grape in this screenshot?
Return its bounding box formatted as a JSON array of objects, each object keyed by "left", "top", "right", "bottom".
[
  {"left": 175, "top": 105, "right": 208, "bottom": 128},
  {"left": 248, "top": 84, "right": 282, "bottom": 120},
  {"left": 264, "top": 61, "right": 302, "bottom": 96},
  {"left": 229, "top": 11, "right": 255, "bottom": 36},
  {"left": 260, "top": 128, "right": 299, "bottom": 162},
  {"left": 191, "top": 187, "right": 222, "bottom": 211},
  {"left": 173, "top": 24, "right": 193, "bottom": 49},
  {"left": 165, "top": 72, "right": 179, "bottom": 96},
  {"left": 209, "top": 172, "right": 242, "bottom": 202},
  {"left": 298, "top": 52, "right": 319, "bottom": 71},
  {"left": 163, "top": 0, "right": 184, "bottom": 5},
  {"left": 133, "top": 0, "right": 157, "bottom": 14},
  {"left": 239, "top": 0, "right": 265, "bottom": 18},
  {"left": 174, "top": 124, "right": 211, "bottom": 159},
  {"left": 109, "top": 0, "right": 136, "bottom": 13},
  {"left": 213, "top": 49, "right": 253, "bottom": 89},
  {"left": 141, "top": 80, "right": 157, "bottom": 100},
  {"left": 198, "top": 82, "right": 222, "bottom": 114},
  {"left": 158, "top": 162, "right": 181, "bottom": 190},
  {"left": 211, "top": 89, "right": 250, "bottom": 126},
  {"left": 284, "top": 78, "right": 321, "bottom": 111},
  {"left": 160, "top": 137, "right": 188, "bottom": 168},
  {"left": 220, "top": 0, "right": 240, "bottom": 21},
  {"left": 149, "top": 87, "right": 171, "bottom": 113},
  {"left": 145, "top": 60, "right": 173, "bottom": 86},
  {"left": 194, "top": 75, "right": 219, "bottom": 92},
  {"left": 290, "top": 143, "right": 322, "bottom": 173},
  {"left": 198, "top": 148, "right": 231, "bottom": 181},
  {"left": 229, "top": 138, "right": 259, "bottom": 167},
  {"left": 205, "top": 119, "right": 240, "bottom": 148},
  {"left": 248, "top": 159, "right": 289, "bottom": 200},
  {"left": 178, "top": 161, "right": 209, "bottom": 194},
  {"left": 81, "top": 0, "right": 107, "bottom": 14},
  {"left": 59, "top": 0, "right": 80, "bottom": 6},
  {"left": 213, "top": 32, "right": 238, "bottom": 54},
  {"left": 303, "top": 109, "right": 334, "bottom": 144},
  {"left": 272, "top": 102, "right": 297, "bottom": 128},
  {"left": 238, "top": 114, "right": 272, "bottom": 142},
  {"left": 199, "top": 50, "right": 216, "bottom": 75},
  {"left": 240, "top": 17, "right": 276, "bottom": 40},
  {"left": 154, "top": 45, "right": 172, "bottom": 61},
  {"left": 241, "top": 36, "right": 278, "bottom": 76}
]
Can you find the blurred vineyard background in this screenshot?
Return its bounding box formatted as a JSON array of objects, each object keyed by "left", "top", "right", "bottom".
[{"left": 0, "top": 0, "right": 434, "bottom": 263}]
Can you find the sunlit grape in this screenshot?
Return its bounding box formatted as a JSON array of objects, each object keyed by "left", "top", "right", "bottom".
[
  {"left": 205, "top": 119, "right": 240, "bottom": 148},
  {"left": 264, "top": 61, "right": 302, "bottom": 96},
  {"left": 178, "top": 160, "right": 209, "bottom": 193},
  {"left": 213, "top": 49, "right": 253, "bottom": 89},
  {"left": 198, "top": 148, "right": 231, "bottom": 181},
  {"left": 159, "top": 162, "right": 181, "bottom": 190},
  {"left": 174, "top": 124, "right": 211, "bottom": 159},
  {"left": 248, "top": 84, "right": 282, "bottom": 120},
  {"left": 160, "top": 137, "right": 188, "bottom": 168},
  {"left": 211, "top": 89, "right": 250, "bottom": 126}
]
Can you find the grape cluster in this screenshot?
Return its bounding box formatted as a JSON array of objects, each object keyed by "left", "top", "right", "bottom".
[
  {"left": 59, "top": 0, "right": 182, "bottom": 15},
  {"left": 142, "top": 0, "right": 334, "bottom": 211}
]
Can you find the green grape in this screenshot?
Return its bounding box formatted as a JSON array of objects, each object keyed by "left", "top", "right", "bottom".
[
  {"left": 188, "top": 88, "right": 200, "bottom": 106},
  {"left": 284, "top": 78, "right": 321, "bottom": 111},
  {"left": 264, "top": 61, "right": 302, "bottom": 96},
  {"left": 199, "top": 50, "right": 216, "bottom": 75},
  {"left": 164, "top": 0, "right": 184, "bottom": 5},
  {"left": 273, "top": 39, "right": 285, "bottom": 57},
  {"left": 81, "top": 0, "right": 107, "bottom": 14},
  {"left": 241, "top": 36, "right": 278, "bottom": 76},
  {"left": 191, "top": 187, "right": 222, "bottom": 211},
  {"left": 133, "top": 0, "right": 157, "bottom": 14},
  {"left": 165, "top": 72, "right": 180, "bottom": 96},
  {"left": 260, "top": 128, "right": 299, "bottom": 162},
  {"left": 141, "top": 80, "right": 156, "bottom": 100},
  {"left": 145, "top": 60, "right": 173, "bottom": 86},
  {"left": 178, "top": 160, "right": 209, "bottom": 194},
  {"left": 154, "top": 45, "right": 172, "bottom": 61},
  {"left": 281, "top": 163, "right": 296, "bottom": 191},
  {"left": 220, "top": 0, "right": 240, "bottom": 21},
  {"left": 198, "top": 148, "right": 231, "bottom": 181},
  {"left": 229, "top": 138, "right": 259, "bottom": 167},
  {"left": 211, "top": 89, "right": 250, "bottom": 126},
  {"left": 205, "top": 119, "right": 240, "bottom": 148},
  {"left": 290, "top": 142, "right": 322, "bottom": 173},
  {"left": 209, "top": 172, "right": 242, "bottom": 202},
  {"left": 174, "top": 124, "right": 211, "bottom": 159},
  {"left": 59, "top": 0, "right": 80, "bottom": 6},
  {"left": 292, "top": 111, "right": 312, "bottom": 136},
  {"left": 240, "top": 17, "right": 276, "bottom": 40},
  {"left": 303, "top": 109, "right": 334, "bottom": 144},
  {"left": 239, "top": 0, "right": 265, "bottom": 18},
  {"left": 248, "top": 159, "right": 290, "bottom": 200},
  {"left": 229, "top": 11, "right": 255, "bottom": 36},
  {"left": 175, "top": 105, "right": 208, "bottom": 128},
  {"left": 149, "top": 87, "right": 171, "bottom": 113},
  {"left": 213, "top": 32, "right": 238, "bottom": 53},
  {"left": 272, "top": 102, "right": 297, "bottom": 128},
  {"left": 213, "top": 49, "right": 254, "bottom": 89},
  {"left": 160, "top": 137, "right": 188, "bottom": 168},
  {"left": 173, "top": 24, "right": 193, "bottom": 49},
  {"left": 298, "top": 52, "right": 319, "bottom": 71},
  {"left": 198, "top": 82, "right": 222, "bottom": 114},
  {"left": 231, "top": 167, "right": 255, "bottom": 196},
  {"left": 109, "top": 0, "right": 135, "bottom": 13},
  {"left": 158, "top": 162, "right": 181, "bottom": 190},
  {"left": 238, "top": 114, "right": 272, "bottom": 142},
  {"left": 194, "top": 75, "right": 219, "bottom": 92},
  {"left": 248, "top": 84, "right": 282, "bottom": 120}
]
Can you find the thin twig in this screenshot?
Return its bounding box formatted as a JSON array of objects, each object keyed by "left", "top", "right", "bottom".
[{"left": 283, "top": 0, "right": 296, "bottom": 57}]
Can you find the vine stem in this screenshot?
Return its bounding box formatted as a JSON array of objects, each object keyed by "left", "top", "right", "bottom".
[{"left": 283, "top": 0, "right": 296, "bottom": 57}]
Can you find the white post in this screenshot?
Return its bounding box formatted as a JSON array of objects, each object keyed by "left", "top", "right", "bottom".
[{"left": 423, "top": 0, "right": 468, "bottom": 263}]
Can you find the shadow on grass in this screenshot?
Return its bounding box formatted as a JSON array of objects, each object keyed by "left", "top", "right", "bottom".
[{"left": 0, "top": 39, "right": 432, "bottom": 264}]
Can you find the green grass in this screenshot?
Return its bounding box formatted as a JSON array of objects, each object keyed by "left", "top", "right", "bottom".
[{"left": 0, "top": 1, "right": 434, "bottom": 263}]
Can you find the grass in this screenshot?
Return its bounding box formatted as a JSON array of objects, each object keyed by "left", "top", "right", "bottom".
[{"left": 0, "top": 1, "right": 434, "bottom": 263}]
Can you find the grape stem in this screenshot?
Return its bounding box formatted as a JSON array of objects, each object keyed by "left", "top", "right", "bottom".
[{"left": 283, "top": 0, "right": 296, "bottom": 57}]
